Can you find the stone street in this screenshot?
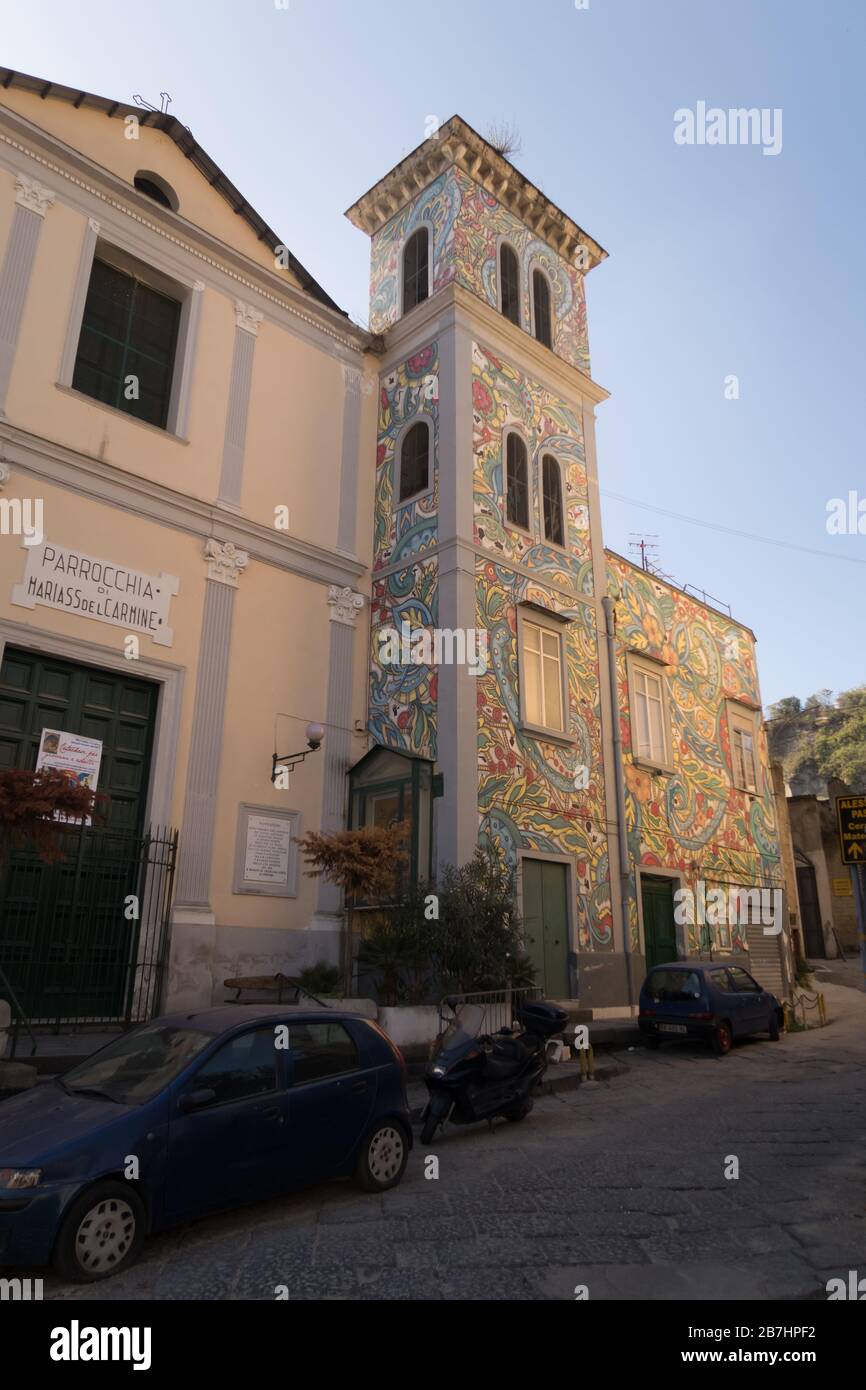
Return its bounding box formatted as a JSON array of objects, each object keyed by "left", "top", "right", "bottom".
[{"left": 39, "top": 980, "right": 866, "bottom": 1302}]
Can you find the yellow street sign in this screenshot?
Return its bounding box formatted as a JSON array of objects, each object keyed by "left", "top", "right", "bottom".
[{"left": 836, "top": 795, "right": 866, "bottom": 867}]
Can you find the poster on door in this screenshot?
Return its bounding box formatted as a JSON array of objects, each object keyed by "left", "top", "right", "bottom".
[{"left": 35, "top": 728, "right": 103, "bottom": 823}]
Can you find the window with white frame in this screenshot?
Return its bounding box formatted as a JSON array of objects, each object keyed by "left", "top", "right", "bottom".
[
  {"left": 728, "top": 708, "right": 759, "bottom": 792},
  {"left": 520, "top": 613, "right": 565, "bottom": 733},
  {"left": 73, "top": 253, "right": 182, "bottom": 429},
  {"left": 631, "top": 663, "right": 668, "bottom": 765}
]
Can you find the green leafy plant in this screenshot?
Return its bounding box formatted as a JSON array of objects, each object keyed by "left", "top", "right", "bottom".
[
  {"left": 297, "top": 961, "right": 342, "bottom": 997},
  {"left": 503, "top": 950, "right": 537, "bottom": 990},
  {"left": 357, "top": 883, "right": 432, "bottom": 1006},
  {"left": 432, "top": 846, "right": 525, "bottom": 994},
  {"left": 356, "top": 847, "right": 529, "bottom": 1005}
]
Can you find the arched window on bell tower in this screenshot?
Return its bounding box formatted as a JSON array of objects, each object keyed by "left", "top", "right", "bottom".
[
  {"left": 505, "top": 432, "right": 529, "bottom": 530},
  {"left": 542, "top": 454, "right": 564, "bottom": 547},
  {"left": 532, "top": 267, "right": 553, "bottom": 348},
  {"left": 402, "top": 226, "right": 430, "bottom": 314},
  {"left": 399, "top": 420, "right": 430, "bottom": 502},
  {"left": 499, "top": 242, "right": 521, "bottom": 326}
]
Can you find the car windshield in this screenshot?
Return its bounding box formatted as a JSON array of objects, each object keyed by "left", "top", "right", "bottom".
[
  {"left": 648, "top": 970, "right": 703, "bottom": 1002},
  {"left": 61, "top": 1025, "right": 213, "bottom": 1105},
  {"left": 438, "top": 1003, "right": 486, "bottom": 1051}
]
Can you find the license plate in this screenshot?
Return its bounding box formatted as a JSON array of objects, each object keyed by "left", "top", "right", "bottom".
[{"left": 658, "top": 1023, "right": 688, "bottom": 1034}]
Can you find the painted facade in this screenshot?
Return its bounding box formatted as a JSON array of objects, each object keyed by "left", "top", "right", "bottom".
[
  {"left": 369, "top": 166, "right": 591, "bottom": 376},
  {"left": 608, "top": 553, "right": 783, "bottom": 957},
  {"left": 351, "top": 116, "right": 790, "bottom": 1009},
  {"left": 0, "top": 82, "right": 788, "bottom": 1027},
  {"left": 472, "top": 342, "right": 611, "bottom": 948}
]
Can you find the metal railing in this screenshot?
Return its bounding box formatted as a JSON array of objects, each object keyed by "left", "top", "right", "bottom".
[
  {"left": 436, "top": 986, "right": 544, "bottom": 1039},
  {"left": 0, "top": 823, "right": 177, "bottom": 1056}
]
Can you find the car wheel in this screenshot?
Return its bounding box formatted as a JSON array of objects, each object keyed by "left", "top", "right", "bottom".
[
  {"left": 712, "top": 1021, "right": 733, "bottom": 1056},
  {"left": 769, "top": 1012, "right": 781, "bottom": 1040},
  {"left": 356, "top": 1120, "right": 409, "bottom": 1192},
  {"left": 645, "top": 1036, "right": 661, "bottom": 1050},
  {"left": 52, "top": 1180, "right": 145, "bottom": 1283}
]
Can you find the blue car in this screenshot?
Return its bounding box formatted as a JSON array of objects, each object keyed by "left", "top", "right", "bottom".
[
  {"left": 0, "top": 1005, "right": 412, "bottom": 1282},
  {"left": 639, "top": 962, "right": 783, "bottom": 1056}
]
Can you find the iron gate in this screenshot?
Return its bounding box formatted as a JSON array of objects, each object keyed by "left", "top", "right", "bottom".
[{"left": 0, "top": 823, "right": 177, "bottom": 1036}]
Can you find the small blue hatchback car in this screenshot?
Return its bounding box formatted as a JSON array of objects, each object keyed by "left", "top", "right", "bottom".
[
  {"left": 0, "top": 1005, "right": 411, "bottom": 1282},
  {"left": 639, "top": 962, "right": 783, "bottom": 1056}
]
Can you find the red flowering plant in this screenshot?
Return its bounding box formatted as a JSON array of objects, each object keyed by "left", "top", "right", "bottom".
[{"left": 0, "top": 768, "right": 103, "bottom": 865}]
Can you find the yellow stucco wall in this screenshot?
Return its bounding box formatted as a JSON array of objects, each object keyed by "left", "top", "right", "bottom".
[{"left": 0, "top": 88, "right": 303, "bottom": 282}]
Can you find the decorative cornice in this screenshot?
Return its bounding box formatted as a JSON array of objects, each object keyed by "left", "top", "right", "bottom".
[
  {"left": 204, "top": 538, "right": 249, "bottom": 587},
  {"left": 378, "top": 280, "right": 611, "bottom": 407},
  {"left": 234, "top": 299, "right": 263, "bottom": 336},
  {"left": 15, "top": 173, "right": 56, "bottom": 216},
  {"left": 0, "top": 422, "right": 365, "bottom": 588},
  {"left": 328, "top": 585, "right": 364, "bottom": 625},
  {"left": 345, "top": 115, "right": 607, "bottom": 272}
]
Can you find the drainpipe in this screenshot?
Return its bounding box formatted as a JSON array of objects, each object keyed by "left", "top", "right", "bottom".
[{"left": 602, "top": 595, "right": 634, "bottom": 1010}]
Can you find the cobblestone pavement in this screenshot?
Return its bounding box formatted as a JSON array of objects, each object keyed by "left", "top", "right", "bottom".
[{"left": 43, "top": 983, "right": 866, "bottom": 1301}]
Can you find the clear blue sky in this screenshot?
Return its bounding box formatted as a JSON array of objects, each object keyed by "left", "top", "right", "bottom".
[{"left": 4, "top": 0, "right": 864, "bottom": 709}]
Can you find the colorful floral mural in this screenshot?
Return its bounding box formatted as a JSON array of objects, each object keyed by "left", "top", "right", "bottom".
[
  {"left": 470, "top": 338, "right": 610, "bottom": 944},
  {"left": 608, "top": 553, "right": 782, "bottom": 952},
  {"left": 369, "top": 556, "right": 438, "bottom": 760},
  {"left": 363, "top": 164, "right": 780, "bottom": 984},
  {"left": 472, "top": 341, "right": 595, "bottom": 598},
  {"left": 369, "top": 167, "right": 591, "bottom": 375},
  {"left": 374, "top": 342, "right": 439, "bottom": 572},
  {"left": 476, "top": 562, "right": 612, "bottom": 948},
  {"left": 368, "top": 344, "right": 441, "bottom": 758}
]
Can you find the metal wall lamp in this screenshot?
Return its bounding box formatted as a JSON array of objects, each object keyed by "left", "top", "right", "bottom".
[{"left": 270, "top": 722, "right": 325, "bottom": 783}]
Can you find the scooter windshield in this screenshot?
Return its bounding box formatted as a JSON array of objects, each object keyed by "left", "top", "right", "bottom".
[{"left": 438, "top": 1003, "right": 486, "bottom": 1051}]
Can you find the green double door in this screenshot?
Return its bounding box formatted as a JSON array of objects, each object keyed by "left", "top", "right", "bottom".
[
  {"left": 641, "top": 876, "right": 678, "bottom": 971},
  {"left": 522, "top": 858, "right": 570, "bottom": 998},
  {"left": 0, "top": 646, "right": 159, "bottom": 1020}
]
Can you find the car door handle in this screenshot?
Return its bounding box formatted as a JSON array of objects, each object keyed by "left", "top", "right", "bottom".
[
  {"left": 351, "top": 1081, "right": 368, "bottom": 1095},
  {"left": 259, "top": 1105, "right": 281, "bottom": 1118}
]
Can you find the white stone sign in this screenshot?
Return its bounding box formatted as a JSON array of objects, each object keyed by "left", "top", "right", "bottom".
[
  {"left": 12, "top": 539, "right": 179, "bottom": 646},
  {"left": 243, "top": 814, "right": 293, "bottom": 885},
  {"left": 233, "top": 804, "right": 299, "bottom": 898}
]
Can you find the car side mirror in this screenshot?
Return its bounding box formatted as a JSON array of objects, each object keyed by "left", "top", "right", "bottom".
[{"left": 179, "top": 1087, "right": 216, "bottom": 1113}]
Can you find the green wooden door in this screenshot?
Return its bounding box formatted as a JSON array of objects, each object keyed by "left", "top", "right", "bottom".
[
  {"left": 522, "top": 858, "right": 570, "bottom": 998},
  {"left": 0, "top": 646, "right": 158, "bottom": 832},
  {"left": 0, "top": 647, "right": 159, "bottom": 1020},
  {"left": 641, "top": 876, "right": 678, "bottom": 971}
]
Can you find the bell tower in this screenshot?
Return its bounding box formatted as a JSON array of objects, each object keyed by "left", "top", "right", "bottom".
[{"left": 346, "top": 118, "right": 624, "bottom": 984}]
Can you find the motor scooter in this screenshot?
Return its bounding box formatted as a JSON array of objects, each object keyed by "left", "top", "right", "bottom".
[{"left": 420, "top": 997, "right": 568, "bottom": 1143}]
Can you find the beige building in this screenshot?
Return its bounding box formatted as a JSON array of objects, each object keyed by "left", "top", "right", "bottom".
[{"left": 0, "top": 69, "right": 378, "bottom": 1020}]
